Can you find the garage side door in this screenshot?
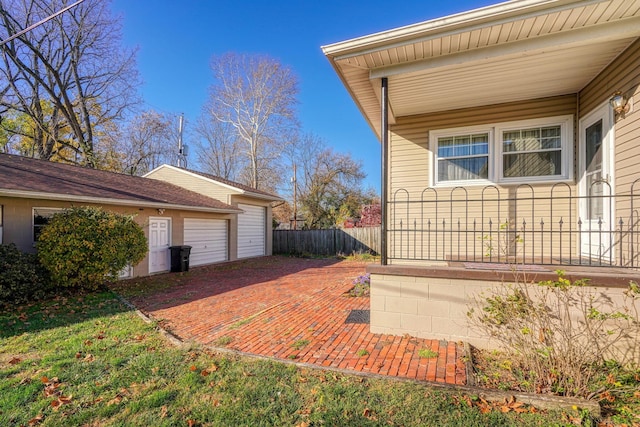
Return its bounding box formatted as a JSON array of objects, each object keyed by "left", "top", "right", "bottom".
[
  {"left": 184, "top": 218, "right": 228, "bottom": 266},
  {"left": 237, "top": 204, "right": 266, "bottom": 258}
]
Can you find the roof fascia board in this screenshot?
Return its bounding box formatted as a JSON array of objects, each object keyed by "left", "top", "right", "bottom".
[
  {"left": 369, "top": 17, "right": 640, "bottom": 79},
  {"left": 0, "top": 189, "right": 242, "bottom": 214},
  {"left": 324, "top": 0, "right": 601, "bottom": 60}
]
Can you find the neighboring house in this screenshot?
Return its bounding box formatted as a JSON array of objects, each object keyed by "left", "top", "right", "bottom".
[
  {"left": 323, "top": 0, "right": 640, "bottom": 347},
  {"left": 145, "top": 165, "right": 282, "bottom": 261},
  {"left": 0, "top": 153, "right": 241, "bottom": 277}
]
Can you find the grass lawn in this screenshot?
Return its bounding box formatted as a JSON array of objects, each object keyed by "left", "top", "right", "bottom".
[{"left": 1, "top": 290, "right": 583, "bottom": 426}]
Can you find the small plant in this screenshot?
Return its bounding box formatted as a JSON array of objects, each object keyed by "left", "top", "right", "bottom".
[
  {"left": 418, "top": 348, "right": 438, "bottom": 359},
  {"left": 291, "top": 339, "right": 310, "bottom": 350},
  {"left": 349, "top": 273, "right": 370, "bottom": 297},
  {"left": 215, "top": 336, "right": 233, "bottom": 346},
  {"left": 468, "top": 271, "right": 640, "bottom": 398},
  {"left": 356, "top": 349, "right": 369, "bottom": 357}
]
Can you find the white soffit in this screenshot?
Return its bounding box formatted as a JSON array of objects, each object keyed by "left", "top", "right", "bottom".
[{"left": 324, "top": 0, "right": 640, "bottom": 137}]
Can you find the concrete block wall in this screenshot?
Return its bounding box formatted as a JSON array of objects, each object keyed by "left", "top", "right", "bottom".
[
  {"left": 370, "top": 272, "right": 640, "bottom": 361},
  {"left": 370, "top": 273, "right": 500, "bottom": 348}
]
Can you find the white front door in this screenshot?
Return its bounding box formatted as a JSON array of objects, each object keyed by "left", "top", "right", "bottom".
[
  {"left": 149, "top": 218, "right": 171, "bottom": 273},
  {"left": 579, "top": 102, "right": 614, "bottom": 263}
]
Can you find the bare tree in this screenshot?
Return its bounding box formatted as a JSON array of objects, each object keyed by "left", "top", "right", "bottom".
[
  {"left": 0, "top": 0, "right": 139, "bottom": 166},
  {"left": 194, "top": 115, "right": 242, "bottom": 181},
  {"left": 289, "top": 133, "right": 373, "bottom": 229},
  {"left": 99, "top": 110, "right": 180, "bottom": 175},
  {"left": 203, "top": 53, "right": 298, "bottom": 190}
]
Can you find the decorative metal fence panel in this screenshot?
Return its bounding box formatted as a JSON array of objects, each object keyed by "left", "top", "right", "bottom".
[{"left": 389, "top": 180, "right": 640, "bottom": 268}]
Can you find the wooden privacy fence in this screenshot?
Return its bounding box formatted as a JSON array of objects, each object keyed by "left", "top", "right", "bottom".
[{"left": 273, "top": 227, "right": 381, "bottom": 256}]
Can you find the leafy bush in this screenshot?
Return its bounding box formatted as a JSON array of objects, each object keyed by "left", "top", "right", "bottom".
[
  {"left": 468, "top": 271, "right": 640, "bottom": 398},
  {"left": 0, "top": 243, "right": 51, "bottom": 304},
  {"left": 37, "top": 206, "right": 147, "bottom": 289}
]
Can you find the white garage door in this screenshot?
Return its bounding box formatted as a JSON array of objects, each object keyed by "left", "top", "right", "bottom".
[
  {"left": 237, "top": 204, "right": 266, "bottom": 258},
  {"left": 184, "top": 218, "right": 228, "bottom": 266}
]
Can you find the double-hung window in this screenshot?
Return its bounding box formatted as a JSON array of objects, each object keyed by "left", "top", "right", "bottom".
[
  {"left": 431, "top": 115, "right": 572, "bottom": 186},
  {"left": 436, "top": 132, "right": 490, "bottom": 183}
]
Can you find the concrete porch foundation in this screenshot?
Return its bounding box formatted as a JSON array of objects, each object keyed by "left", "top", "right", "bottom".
[{"left": 366, "top": 263, "right": 639, "bottom": 352}]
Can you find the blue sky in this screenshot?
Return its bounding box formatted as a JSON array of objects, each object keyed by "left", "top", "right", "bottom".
[{"left": 110, "top": 0, "right": 496, "bottom": 193}]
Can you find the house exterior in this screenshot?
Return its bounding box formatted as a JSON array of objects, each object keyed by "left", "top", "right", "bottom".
[
  {"left": 145, "top": 164, "right": 282, "bottom": 262},
  {"left": 0, "top": 153, "right": 241, "bottom": 277},
  {"left": 323, "top": 0, "right": 640, "bottom": 348}
]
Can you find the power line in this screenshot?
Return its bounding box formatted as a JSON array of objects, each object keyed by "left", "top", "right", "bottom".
[{"left": 0, "top": 0, "right": 86, "bottom": 47}]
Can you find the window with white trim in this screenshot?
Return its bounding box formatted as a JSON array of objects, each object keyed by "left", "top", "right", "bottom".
[
  {"left": 430, "top": 115, "right": 572, "bottom": 186},
  {"left": 33, "top": 207, "right": 63, "bottom": 243},
  {"left": 436, "top": 132, "right": 490, "bottom": 182}
]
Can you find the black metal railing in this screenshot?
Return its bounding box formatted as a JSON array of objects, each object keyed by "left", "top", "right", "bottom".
[{"left": 388, "top": 179, "right": 640, "bottom": 268}]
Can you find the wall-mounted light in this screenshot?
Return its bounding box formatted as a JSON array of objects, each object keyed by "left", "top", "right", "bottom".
[
  {"left": 157, "top": 208, "right": 165, "bottom": 215},
  {"left": 610, "top": 91, "right": 630, "bottom": 116}
]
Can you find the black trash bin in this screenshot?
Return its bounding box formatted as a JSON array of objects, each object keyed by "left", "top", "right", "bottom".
[{"left": 169, "top": 245, "right": 192, "bottom": 272}]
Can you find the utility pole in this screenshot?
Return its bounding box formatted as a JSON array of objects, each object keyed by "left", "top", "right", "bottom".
[
  {"left": 292, "top": 163, "right": 297, "bottom": 230},
  {"left": 177, "top": 114, "right": 187, "bottom": 168}
]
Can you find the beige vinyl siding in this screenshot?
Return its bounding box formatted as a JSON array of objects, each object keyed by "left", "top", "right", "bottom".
[
  {"left": 388, "top": 95, "right": 578, "bottom": 264},
  {"left": 389, "top": 95, "right": 577, "bottom": 196},
  {"left": 581, "top": 39, "right": 640, "bottom": 267},
  {"left": 146, "top": 167, "right": 239, "bottom": 203},
  {"left": 0, "top": 196, "right": 234, "bottom": 277}
]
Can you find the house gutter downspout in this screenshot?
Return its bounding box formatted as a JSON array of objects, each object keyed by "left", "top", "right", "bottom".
[{"left": 381, "top": 77, "right": 389, "bottom": 265}]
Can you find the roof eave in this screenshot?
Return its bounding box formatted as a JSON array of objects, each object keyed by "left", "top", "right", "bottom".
[
  {"left": 0, "top": 189, "right": 242, "bottom": 214},
  {"left": 321, "top": 0, "right": 581, "bottom": 58}
]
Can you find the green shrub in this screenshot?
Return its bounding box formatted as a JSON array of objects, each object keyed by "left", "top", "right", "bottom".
[
  {"left": 37, "top": 206, "right": 147, "bottom": 289},
  {"left": 0, "top": 243, "right": 51, "bottom": 303},
  {"left": 468, "top": 271, "right": 640, "bottom": 398}
]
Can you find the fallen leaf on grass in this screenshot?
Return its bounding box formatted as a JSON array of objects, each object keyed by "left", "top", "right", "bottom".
[
  {"left": 50, "top": 395, "right": 72, "bottom": 411},
  {"left": 189, "top": 365, "right": 197, "bottom": 372},
  {"left": 362, "top": 408, "right": 377, "bottom": 420},
  {"left": 160, "top": 405, "right": 168, "bottom": 418},
  {"left": 27, "top": 414, "right": 44, "bottom": 426},
  {"left": 107, "top": 395, "right": 123, "bottom": 406},
  {"left": 8, "top": 356, "right": 22, "bottom": 365},
  {"left": 187, "top": 419, "right": 197, "bottom": 426},
  {"left": 294, "top": 422, "right": 309, "bottom": 427},
  {"left": 83, "top": 354, "right": 95, "bottom": 363}
]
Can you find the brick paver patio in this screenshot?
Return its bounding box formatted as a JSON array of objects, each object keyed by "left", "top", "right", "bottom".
[{"left": 122, "top": 256, "right": 466, "bottom": 385}]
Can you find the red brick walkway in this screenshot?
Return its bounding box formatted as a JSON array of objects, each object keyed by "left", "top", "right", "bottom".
[{"left": 122, "top": 256, "right": 466, "bottom": 385}]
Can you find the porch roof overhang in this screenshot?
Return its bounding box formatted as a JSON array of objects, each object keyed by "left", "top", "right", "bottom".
[{"left": 322, "top": 0, "right": 640, "bottom": 139}]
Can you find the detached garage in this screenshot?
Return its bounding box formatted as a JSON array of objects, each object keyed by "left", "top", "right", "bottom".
[
  {"left": 145, "top": 165, "right": 282, "bottom": 264},
  {"left": 184, "top": 218, "right": 228, "bottom": 266},
  {"left": 237, "top": 204, "right": 265, "bottom": 258}
]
